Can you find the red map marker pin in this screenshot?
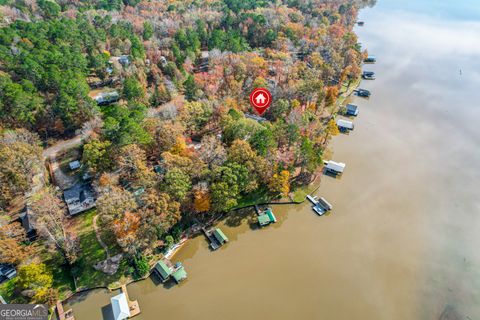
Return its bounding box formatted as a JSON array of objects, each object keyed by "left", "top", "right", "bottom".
[{"left": 249, "top": 88, "right": 272, "bottom": 116}]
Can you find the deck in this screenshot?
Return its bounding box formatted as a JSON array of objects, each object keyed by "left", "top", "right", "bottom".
[
  {"left": 120, "top": 285, "right": 141, "bottom": 318},
  {"left": 307, "top": 195, "right": 333, "bottom": 216},
  {"left": 56, "top": 301, "right": 75, "bottom": 320},
  {"left": 202, "top": 227, "right": 220, "bottom": 250}
]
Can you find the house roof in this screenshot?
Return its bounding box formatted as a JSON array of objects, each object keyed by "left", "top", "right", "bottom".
[
  {"left": 213, "top": 228, "right": 228, "bottom": 244},
  {"left": 19, "top": 210, "right": 34, "bottom": 233},
  {"left": 172, "top": 266, "right": 187, "bottom": 283},
  {"left": 69, "top": 161, "right": 81, "bottom": 170},
  {"left": 155, "top": 261, "right": 172, "bottom": 279},
  {"left": 64, "top": 184, "right": 96, "bottom": 215},
  {"left": 111, "top": 293, "right": 130, "bottom": 320}
]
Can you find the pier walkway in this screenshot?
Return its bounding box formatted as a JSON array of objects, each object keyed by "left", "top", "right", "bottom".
[{"left": 120, "top": 285, "right": 140, "bottom": 318}]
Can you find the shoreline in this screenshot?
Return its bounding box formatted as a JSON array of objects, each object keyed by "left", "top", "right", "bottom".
[{"left": 57, "top": 74, "right": 362, "bottom": 310}]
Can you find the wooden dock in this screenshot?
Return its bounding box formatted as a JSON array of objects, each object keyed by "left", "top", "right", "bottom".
[
  {"left": 120, "top": 285, "right": 141, "bottom": 318},
  {"left": 202, "top": 227, "right": 220, "bottom": 250},
  {"left": 56, "top": 300, "right": 75, "bottom": 320}
]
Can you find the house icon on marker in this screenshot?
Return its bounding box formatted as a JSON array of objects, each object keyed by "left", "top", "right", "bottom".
[{"left": 255, "top": 93, "right": 266, "bottom": 104}]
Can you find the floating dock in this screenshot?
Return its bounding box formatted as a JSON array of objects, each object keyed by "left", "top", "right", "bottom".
[{"left": 307, "top": 195, "right": 333, "bottom": 216}]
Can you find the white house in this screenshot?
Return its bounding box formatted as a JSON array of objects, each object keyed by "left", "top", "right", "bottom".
[{"left": 111, "top": 293, "right": 130, "bottom": 320}]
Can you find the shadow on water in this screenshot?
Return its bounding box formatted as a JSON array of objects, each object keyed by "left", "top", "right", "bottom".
[
  {"left": 224, "top": 207, "right": 254, "bottom": 228},
  {"left": 100, "top": 304, "right": 114, "bottom": 320},
  {"left": 150, "top": 271, "right": 186, "bottom": 290},
  {"left": 322, "top": 169, "right": 343, "bottom": 180}
]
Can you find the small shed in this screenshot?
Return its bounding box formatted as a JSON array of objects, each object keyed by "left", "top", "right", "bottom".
[
  {"left": 346, "top": 104, "right": 359, "bottom": 116},
  {"left": 337, "top": 119, "right": 354, "bottom": 131},
  {"left": 154, "top": 261, "right": 172, "bottom": 282},
  {"left": 111, "top": 293, "right": 130, "bottom": 320},
  {"left": 325, "top": 161, "right": 346, "bottom": 174},
  {"left": 172, "top": 264, "right": 187, "bottom": 283},
  {"left": 69, "top": 161, "right": 81, "bottom": 171},
  {"left": 213, "top": 228, "right": 228, "bottom": 244}
]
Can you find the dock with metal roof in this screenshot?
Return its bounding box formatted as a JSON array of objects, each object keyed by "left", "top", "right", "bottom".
[
  {"left": 203, "top": 227, "right": 229, "bottom": 250},
  {"left": 255, "top": 206, "right": 277, "bottom": 227}
]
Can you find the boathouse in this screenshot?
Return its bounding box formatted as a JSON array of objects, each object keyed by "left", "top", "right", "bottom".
[
  {"left": 154, "top": 261, "right": 172, "bottom": 282},
  {"left": 111, "top": 293, "right": 130, "bottom": 320},
  {"left": 171, "top": 263, "right": 187, "bottom": 283},
  {"left": 362, "top": 71, "right": 376, "bottom": 80},
  {"left": 213, "top": 228, "right": 229, "bottom": 245},
  {"left": 346, "top": 104, "right": 359, "bottom": 116},
  {"left": 258, "top": 208, "right": 277, "bottom": 227},
  {"left": 325, "top": 161, "right": 346, "bottom": 174},
  {"left": 364, "top": 55, "right": 376, "bottom": 63},
  {"left": 357, "top": 89, "right": 371, "bottom": 97},
  {"left": 336, "top": 119, "right": 354, "bottom": 131}
]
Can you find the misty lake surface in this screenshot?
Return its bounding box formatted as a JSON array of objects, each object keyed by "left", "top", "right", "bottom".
[{"left": 65, "top": 1, "right": 480, "bottom": 319}]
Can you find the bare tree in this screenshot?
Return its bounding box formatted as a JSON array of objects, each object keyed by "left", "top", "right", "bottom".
[{"left": 31, "top": 189, "right": 79, "bottom": 265}]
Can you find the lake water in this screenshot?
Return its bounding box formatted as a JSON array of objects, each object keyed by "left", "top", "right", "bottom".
[{"left": 65, "top": 1, "right": 480, "bottom": 319}]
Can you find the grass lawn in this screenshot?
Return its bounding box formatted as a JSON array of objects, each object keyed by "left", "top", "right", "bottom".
[
  {"left": 234, "top": 187, "right": 272, "bottom": 209},
  {"left": 292, "top": 186, "right": 310, "bottom": 203},
  {"left": 70, "top": 209, "right": 130, "bottom": 290},
  {"left": 42, "top": 250, "right": 76, "bottom": 299}
]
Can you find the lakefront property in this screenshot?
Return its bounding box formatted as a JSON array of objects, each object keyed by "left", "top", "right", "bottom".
[{"left": 0, "top": 0, "right": 376, "bottom": 318}]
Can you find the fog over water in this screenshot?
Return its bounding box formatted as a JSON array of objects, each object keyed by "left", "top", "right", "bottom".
[{"left": 66, "top": 1, "right": 480, "bottom": 319}]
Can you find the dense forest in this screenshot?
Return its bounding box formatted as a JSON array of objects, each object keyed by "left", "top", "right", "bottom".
[{"left": 0, "top": 0, "right": 374, "bottom": 305}]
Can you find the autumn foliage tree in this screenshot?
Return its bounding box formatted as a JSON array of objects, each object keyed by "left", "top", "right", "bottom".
[
  {"left": 0, "top": 219, "right": 32, "bottom": 265},
  {"left": 325, "top": 86, "right": 339, "bottom": 106},
  {"left": 0, "top": 129, "right": 43, "bottom": 209},
  {"left": 269, "top": 170, "right": 291, "bottom": 197},
  {"left": 193, "top": 185, "right": 211, "bottom": 213},
  {"left": 16, "top": 263, "right": 56, "bottom": 304}
]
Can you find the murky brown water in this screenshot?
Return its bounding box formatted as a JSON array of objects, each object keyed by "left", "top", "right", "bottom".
[{"left": 65, "top": 1, "right": 480, "bottom": 319}]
